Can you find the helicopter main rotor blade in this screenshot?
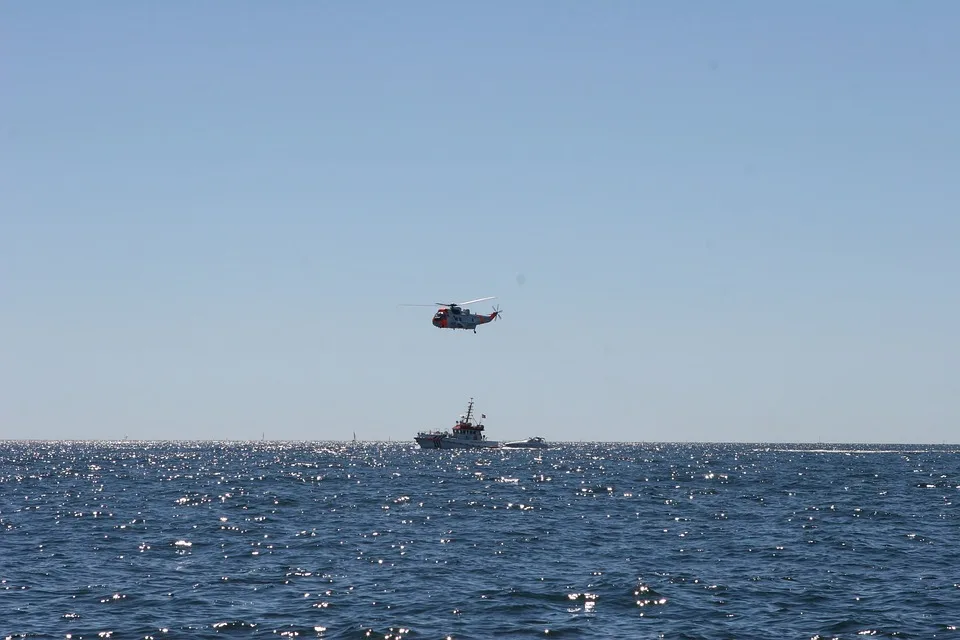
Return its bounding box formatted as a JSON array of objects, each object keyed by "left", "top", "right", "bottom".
[
  {"left": 457, "top": 296, "right": 495, "bottom": 306},
  {"left": 398, "top": 297, "right": 495, "bottom": 308}
]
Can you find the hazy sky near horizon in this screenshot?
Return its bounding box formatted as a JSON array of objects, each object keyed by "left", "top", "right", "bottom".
[{"left": 3, "top": 2, "right": 958, "bottom": 443}]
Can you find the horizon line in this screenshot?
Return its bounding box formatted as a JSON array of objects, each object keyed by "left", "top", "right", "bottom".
[{"left": 1, "top": 438, "right": 957, "bottom": 447}]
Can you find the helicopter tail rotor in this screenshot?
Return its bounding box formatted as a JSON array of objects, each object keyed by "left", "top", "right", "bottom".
[{"left": 491, "top": 304, "right": 503, "bottom": 320}]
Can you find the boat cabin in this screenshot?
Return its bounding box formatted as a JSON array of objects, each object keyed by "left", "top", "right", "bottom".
[{"left": 452, "top": 421, "right": 486, "bottom": 440}]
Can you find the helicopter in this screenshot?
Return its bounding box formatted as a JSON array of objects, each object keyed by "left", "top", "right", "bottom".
[{"left": 400, "top": 296, "right": 503, "bottom": 333}]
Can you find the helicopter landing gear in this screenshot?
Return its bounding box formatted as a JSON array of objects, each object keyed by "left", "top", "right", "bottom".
[{"left": 473, "top": 328, "right": 477, "bottom": 334}]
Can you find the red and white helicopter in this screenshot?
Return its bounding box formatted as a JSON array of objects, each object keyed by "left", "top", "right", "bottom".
[{"left": 401, "top": 296, "right": 503, "bottom": 333}]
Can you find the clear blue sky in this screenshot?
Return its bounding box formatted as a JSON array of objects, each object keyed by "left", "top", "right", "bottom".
[{"left": 3, "top": 2, "right": 958, "bottom": 443}]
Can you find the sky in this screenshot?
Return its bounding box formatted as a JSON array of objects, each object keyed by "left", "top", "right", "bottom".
[{"left": 2, "top": 2, "right": 958, "bottom": 443}]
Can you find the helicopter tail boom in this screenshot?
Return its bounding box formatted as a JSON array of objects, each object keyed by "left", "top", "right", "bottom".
[{"left": 479, "top": 304, "right": 503, "bottom": 324}]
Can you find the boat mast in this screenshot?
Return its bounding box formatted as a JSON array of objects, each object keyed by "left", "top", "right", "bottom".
[{"left": 464, "top": 397, "right": 474, "bottom": 425}]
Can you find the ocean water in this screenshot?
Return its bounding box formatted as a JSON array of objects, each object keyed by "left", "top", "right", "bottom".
[{"left": 1, "top": 441, "right": 958, "bottom": 639}]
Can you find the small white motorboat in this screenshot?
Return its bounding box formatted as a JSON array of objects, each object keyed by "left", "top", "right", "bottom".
[{"left": 501, "top": 436, "right": 550, "bottom": 449}]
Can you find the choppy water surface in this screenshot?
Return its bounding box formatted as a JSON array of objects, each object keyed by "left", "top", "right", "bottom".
[{"left": 1, "top": 441, "right": 958, "bottom": 639}]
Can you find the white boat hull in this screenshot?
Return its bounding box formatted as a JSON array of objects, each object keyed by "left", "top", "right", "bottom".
[{"left": 415, "top": 435, "right": 500, "bottom": 450}]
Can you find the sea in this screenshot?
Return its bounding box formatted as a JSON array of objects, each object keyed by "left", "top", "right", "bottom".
[{"left": 1, "top": 441, "right": 958, "bottom": 639}]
